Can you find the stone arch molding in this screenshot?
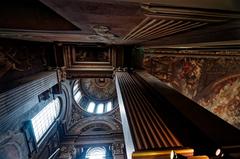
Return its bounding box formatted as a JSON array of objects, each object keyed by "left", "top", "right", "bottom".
[
  {"left": 68, "top": 116, "right": 121, "bottom": 135},
  {"left": 0, "top": 132, "right": 28, "bottom": 159},
  {"left": 197, "top": 74, "right": 240, "bottom": 129},
  {"left": 60, "top": 82, "right": 72, "bottom": 121}
]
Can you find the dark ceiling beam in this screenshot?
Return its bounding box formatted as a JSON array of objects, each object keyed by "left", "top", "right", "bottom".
[
  {"left": 38, "top": 0, "right": 144, "bottom": 36},
  {"left": 0, "top": 0, "right": 79, "bottom": 31}
]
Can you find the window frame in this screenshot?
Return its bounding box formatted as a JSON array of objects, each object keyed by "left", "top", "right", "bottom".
[{"left": 30, "top": 97, "right": 61, "bottom": 146}]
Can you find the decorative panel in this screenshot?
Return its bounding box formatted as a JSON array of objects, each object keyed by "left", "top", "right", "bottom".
[{"left": 63, "top": 45, "right": 115, "bottom": 78}]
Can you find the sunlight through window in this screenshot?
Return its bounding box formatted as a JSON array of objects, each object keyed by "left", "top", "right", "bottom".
[
  {"left": 106, "top": 102, "right": 112, "bottom": 112},
  {"left": 31, "top": 98, "right": 60, "bottom": 142},
  {"left": 73, "top": 82, "right": 79, "bottom": 93},
  {"left": 96, "top": 103, "right": 104, "bottom": 114},
  {"left": 85, "top": 147, "right": 106, "bottom": 159},
  {"left": 74, "top": 91, "right": 82, "bottom": 103},
  {"left": 87, "top": 102, "right": 95, "bottom": 113}
]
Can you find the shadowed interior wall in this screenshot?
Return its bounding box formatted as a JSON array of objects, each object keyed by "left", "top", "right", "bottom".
[{"left": 0, "top": 38, "right": 54, "bottom": 92}]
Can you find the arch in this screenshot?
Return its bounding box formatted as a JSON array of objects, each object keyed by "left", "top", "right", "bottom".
[
  {"left": 0, "top": 142, "right": 22, "bottom": 159},
  {"left": 0, "top": 132, "right": 28, "bottom": 159},
  {"left": 61, "top": 82, "right": 73, "bottom": 127},
  {"left": 68, "top": 116, "right": 121, "bottom": 135}
]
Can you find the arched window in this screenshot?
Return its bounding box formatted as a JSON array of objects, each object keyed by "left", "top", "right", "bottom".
[
  {"left": 106, "top": 102, "right": 112, "bottom": 112},
  {"left": 85, "top": 147, "right": 106, "bottom": 159},
  {"left": 87, "top": 102, "right": 96, "bottom": 113},
  {"left": 96, "top": 103, "right": 104, "bottom": 114},
  {"left": 31, "top": 98, "right": 61, "bottom": 143},
  {"left": 74, "top": 91, "right": 82, "bottom": 103},
  {"left": 73, "top": 80, "right": 82, "bottom": 103}
]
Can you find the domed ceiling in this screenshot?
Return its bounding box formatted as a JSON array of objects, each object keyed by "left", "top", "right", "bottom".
[
  {"left": 81, "top": 78, "right": 116, "bottom": 101},
  {"left": 73, "top": 78, "right": 118, "bottom": 114}
]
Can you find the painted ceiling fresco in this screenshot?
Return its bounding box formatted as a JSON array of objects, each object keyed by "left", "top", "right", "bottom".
[
  {"left": 81, "top": 78, "right": 116, "bottom": 101},
  {"left": 143, "top": 51, "right": 240, "bottom": 129},
  {"left": 75, "top": 47, "right": 110, "bottom": 62},
  {"left": 199, "top": 76, "right": 240, "bottom": 129},
  {"left": 0, "top": 39, "right": 52, "bottom": 92}
]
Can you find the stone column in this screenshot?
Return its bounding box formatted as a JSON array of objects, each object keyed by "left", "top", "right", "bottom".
[{"left": 115, "top": 71, "right": 193, "bottom": 159}]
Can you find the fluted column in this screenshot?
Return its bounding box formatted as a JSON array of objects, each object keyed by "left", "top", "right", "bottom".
[
  {"left": 0, "top": 71, "right": 58, "bottom": 132},
  {"left": 115, "top": 71, "right": 193, "bottom": 159}
]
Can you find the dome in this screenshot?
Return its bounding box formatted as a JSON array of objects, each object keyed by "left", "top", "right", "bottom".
[{"left": 73, "top": 78, "right": 118, "bottom": 114}]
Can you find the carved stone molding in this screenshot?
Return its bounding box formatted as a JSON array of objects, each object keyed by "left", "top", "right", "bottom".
[
  {"left": 63, "top": 45, "right": 115, "bottom": 79},
  {"left": 0, "top": 131, "right": 28, "bottom": 159},
  {"left": 68, "top": 104, "right": 86, "bottom": 129},
  {"left": 110, "top": 107, "right": 122, "bottom": 124},
  {"left": 112, "top": 142, "right": 125, "bottom": 155},
  {"left": 59, "top": 145, "right": 76, "bottom": 159},
  {"left": 68, "top": 115, "right": 122, "bottom": 135}
]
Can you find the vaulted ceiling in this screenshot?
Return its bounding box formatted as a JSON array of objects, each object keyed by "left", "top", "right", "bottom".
[{"left": 1, "top": 0, "right": 240, "bottom": 48}]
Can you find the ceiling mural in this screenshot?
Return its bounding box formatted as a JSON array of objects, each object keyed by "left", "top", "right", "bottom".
[
  {"left": 75, "top": 47, "right": 110, "bottom": 63},
  {"left": 71, "top": 79, "right": 118, "bottom": 118},
  {"left": 143, "top": 50, "right": 240, "bottom": 129},
  {"left": 81, "top": 78, "right": 116, "bottom": 101},
  {"left": 0, "top": 40, "right": 52, "bottom": 92},
  {"left": 143, "top": 55, "right": 203, "bottom": 99},
  {"left": 63, "top": 45, "right": 114, "bottom": 78},
  {"left": 198, "top": 76, "right": 240, "bottom": 129}
]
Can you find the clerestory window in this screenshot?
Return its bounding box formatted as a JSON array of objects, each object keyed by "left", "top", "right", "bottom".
[{"left": 31, "top": 98, "right": 61, "bottom": 143}]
